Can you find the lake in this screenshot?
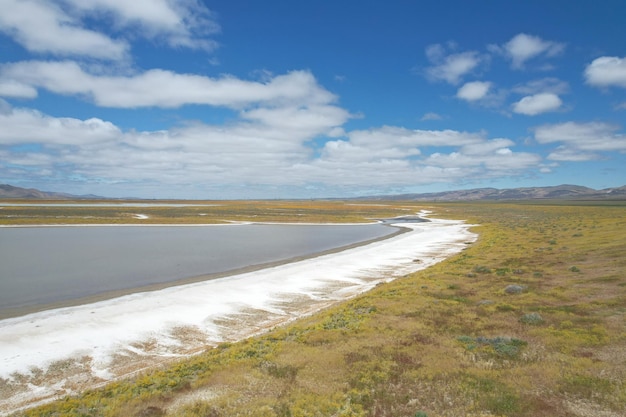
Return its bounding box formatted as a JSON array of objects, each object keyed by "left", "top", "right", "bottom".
[{"left": 0, "top": 223, "right": 397, "bottom": 317}]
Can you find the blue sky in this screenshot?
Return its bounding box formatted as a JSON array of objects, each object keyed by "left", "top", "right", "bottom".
[{"left": 0, "top": 0, "right": 625, "bottom": 199}]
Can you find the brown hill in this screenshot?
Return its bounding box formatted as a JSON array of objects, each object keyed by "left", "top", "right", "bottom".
[
  {"left": 366, "top": 184, "right": 626, "bottom": 201},
  {"left": 0, "top": 184, "right": 102, "bottom": 199}
]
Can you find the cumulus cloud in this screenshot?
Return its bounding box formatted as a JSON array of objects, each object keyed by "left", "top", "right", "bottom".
[
  {"left": 0, "top": 0, "right": 129, "bottom": 60},
  {"left": 0, "top": 59, "right": 352, "bottom": 191},
  {"left": 0, "top": 80, "right": 38, "bottom": 99},
  {"left": 512, "top": 93, "right": 562, "bottom": 115},
  {"left": 491, "top": 33, "right": 565, "bottom": 69},
  {"left": 63, "top": 0, "right": 220, "bottom": 50},
  {"left": 584, "top": 56, "right": 626, "bottom": 88},
  {"left": 424, "top": 44, "right": 484, "bottom": 85},
  {"left": 0, "top": 0, "right": 218, "bottom": 59},
  {"left": 240, "top": 105, "right": 351, "bottom": 140},
  {"left": 345, "top": 125, "right": 485, "bottom": 148},
  {"left": 534, "top": 121, "right": 626, "bottom": 160},
  {"left": 0, "top": 107, "right": 336, "bottom": 192},
  {"left": 0, "top": 110, "right": 121, "bottom": 148},
  {"left": 456, "top": 81, "right": 492, "bottom": 101},
  {"left": 544, "top": 147, "right": 597, "bottom": 162},
  {"left": 0, "top": 61, "right": 336, "bottom": 109},
  {"left": 0, "top": 104, "right": 544, "bottom": 197},
  {"left": 308, "top": 126, "right": 540, "bottom": 187},
  {"left": 423, "top": 147, "right": 538, "bottom": 172}
]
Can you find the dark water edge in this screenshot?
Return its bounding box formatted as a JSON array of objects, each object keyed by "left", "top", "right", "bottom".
[{"left": 0, "top": 223, "right": 407, "bottom": 320}]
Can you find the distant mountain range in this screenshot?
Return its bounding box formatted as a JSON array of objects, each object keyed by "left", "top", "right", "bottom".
[
  {"left": 1, "top": 183, "right": 625, "bottom": 201},
  {"left": 366, "top": 184, "right": 626, "bottom": 201},
  {"left": 0, "top": 184, "right": 103, "bottom": 200}
]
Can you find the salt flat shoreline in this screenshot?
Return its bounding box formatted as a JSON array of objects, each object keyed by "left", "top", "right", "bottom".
[
  {"left": 0, "top": 222, "right": 406, "bottom": 321},
  {"left": 0, "top": 212, "right": 477, "bottom": 415}
]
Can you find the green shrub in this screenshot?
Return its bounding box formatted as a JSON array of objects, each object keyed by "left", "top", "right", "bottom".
[
  {"left": 457, "top": 336, "right": 527, "bottom": 359},
  {"left": 504, "top": 284, "right": 526, "bottom": 294},
  {"left": 520, "top": 312, "right": 544, "bottom": 325}
]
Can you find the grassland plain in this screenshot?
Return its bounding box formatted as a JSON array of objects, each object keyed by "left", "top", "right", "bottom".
[
  {"left": 0, "top": 200, "right": 411, "bottom": 225},
  {"left": 5, "top": 201, "right": 626, "bottom": 417}
]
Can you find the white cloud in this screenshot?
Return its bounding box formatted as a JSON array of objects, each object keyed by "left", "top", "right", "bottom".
[
  {"left": 320, "top": 140, "right": 420, "bottom": 163},
  {"left": 0, "top": 103, "right": 544, "bottom": 197},
  {"left": 65, "top": 0, "right": 192, "bottom": 31},
  {"left": 424, "top": 44, "right": 484, "bottom": 85},
  {"left": 240, "top": 105, "right": 351, "bottom": 140},
  {"left": 456, "top": 81, "right": 492, "bottom": 101},
  {"left": 1, "top": 61, "right": 336, "bottom": 108},
  {"left": 423, "top": 148, "right": 539, "bottom": 172},
  {"left": 425, "top": 43, "right": 446, "bottom": 62},
  {"left": 584, "top": 56, "right": 626, "bottom": 88},
  {"left": 0, "top": 80, "right": 38, "bottom": 99},
  {"left": 0, "top": 107, "right": 122, "bottom": 145},
  {"left": 420, "top": 112, "right": 444, "bottom": 121},
  {"left": 346, "top": 125, "right": 484, "bottom": 148},
  {"left": 63, "top": 0, "right": 220, "bottom": 51},
  {"left": 0, "top": 108, "right": 333, "bottom": 190},
  {"left": 512, "top": 93, "right": 562, "bottom": 115},
  {"left": 0, "top": 0, "right": 129, "bottom": 60},
  {"left": 534, "top": 121, "right": 626, "bottom": 160},
  {"left": 0, "top": 0, "right": 218, "bottom": 60},
  {"left": 492, "top": 33, "right": 565, "bottom": 69},
  {"left": 545, "top": 147, "right": 598, "bottom": 162},
  {"left": 459, "top": 138, "right": 514, "bottom": 155},
  {"left": 309, "top": 126, "right": 540, "bottom": 187}
]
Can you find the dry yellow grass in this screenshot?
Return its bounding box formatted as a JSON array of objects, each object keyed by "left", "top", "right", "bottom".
[{"left": 0, "top": 200, "right": 411, "bottom": 225}]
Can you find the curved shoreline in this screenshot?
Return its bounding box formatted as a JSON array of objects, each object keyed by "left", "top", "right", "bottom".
[
  {"left": 0, "top": 223, "right": 408, "bottom": 321},
  {"left": 0, "top": 214, "right": 476, "bottom": 415}
]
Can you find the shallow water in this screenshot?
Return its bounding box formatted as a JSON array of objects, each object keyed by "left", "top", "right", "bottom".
[{"left": 0, "top": 223, "right": 395, "bottom": 315}]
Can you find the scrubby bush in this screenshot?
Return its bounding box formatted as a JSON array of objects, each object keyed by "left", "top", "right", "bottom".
[
  {"left": 519, "top": 312, "right": 543, "bottom": 325},
  {"left": 457, "top": 336, "right": 528, "bottom": 359},
  {"left": 504, "top": 284, "right": 526, "bottom": 294}
]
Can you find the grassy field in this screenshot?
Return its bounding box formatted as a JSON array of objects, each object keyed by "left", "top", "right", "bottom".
[
  {"left": 7, "top": 200, "right": 626, "bottom": 417},
  {"left": 0, "top": 200, "right": 412, "bottom": 225}
]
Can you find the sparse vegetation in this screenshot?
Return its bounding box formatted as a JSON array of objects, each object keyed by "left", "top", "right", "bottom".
[
  {"left": 6, "top": 200, "right": 626, "bottom": 417},
  {"left": 519, "top": 312, "right": 544, "bottom": 325},
  {"left": 0, "top": 200, "right": 414, "bottom": 225}
]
